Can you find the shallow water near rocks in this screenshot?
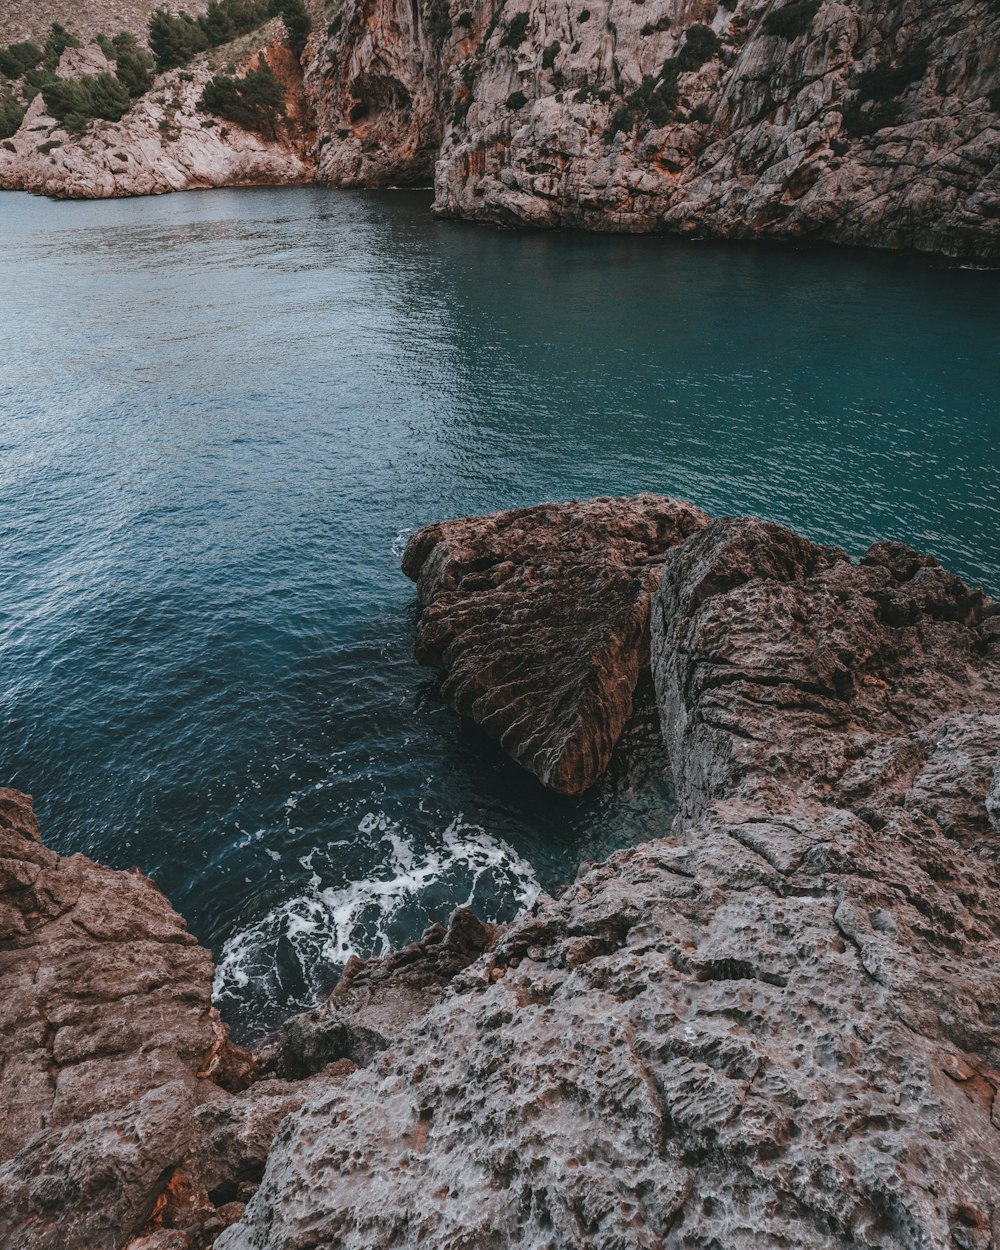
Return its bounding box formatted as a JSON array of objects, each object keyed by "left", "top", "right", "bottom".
[{"left": 1, "top": 186, "right": 997, "bottom": 1039}]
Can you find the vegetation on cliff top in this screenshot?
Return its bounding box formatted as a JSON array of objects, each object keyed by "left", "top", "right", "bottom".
[
  {"left": 149, "top": 0, "right": 310, "bottom": 70},
  {"left": 0, "top": 0, "right": 308, "bottom": 142}
]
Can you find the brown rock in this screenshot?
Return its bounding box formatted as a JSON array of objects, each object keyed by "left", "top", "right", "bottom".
[
  {"left": 220, "top": 510, "right": 1000, "bottom": 1250},
  {"left": 401, "top": 493, "right": 707, "bottom": 793}
]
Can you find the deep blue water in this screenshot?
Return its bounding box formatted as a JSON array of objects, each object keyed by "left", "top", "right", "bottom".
[{"left": 1, "top": 186, "right": 997, "bottom": 1038}]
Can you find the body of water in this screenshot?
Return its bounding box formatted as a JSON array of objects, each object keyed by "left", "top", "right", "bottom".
[{"left": 1, "top": 186, "right": 997, "bottom": 1037}]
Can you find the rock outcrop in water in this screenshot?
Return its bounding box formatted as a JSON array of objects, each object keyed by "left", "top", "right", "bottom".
[
  {"left": 218, "top": 510, "right": 1000, "bottom": 1250},
  {"left": 2, "top": 0, "right": 998, "bottom": 258},
  {"left": 4, "top": 501, "right": 999, "bottom": 1248},
  {"left": 402, "top": 494, "right": 707, "bottom": 793}
]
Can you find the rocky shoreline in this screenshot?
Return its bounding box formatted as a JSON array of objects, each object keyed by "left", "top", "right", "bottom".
[
  {"left": 2, "top": 495, "right": 999, "bottom": 1248},
  {"left": 2, "top": 0, "right": 999, "bottom": 259}
]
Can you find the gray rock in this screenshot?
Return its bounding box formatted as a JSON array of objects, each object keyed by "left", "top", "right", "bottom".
[
  {"left": 401, "top": 494, "right": 707, "bottom": 793},
  {"left": 306, "top": 0, "right": 1000, "bottom": 260},
  {"left": 220, "top": 512, "right": 1000, "bottom": 1250},
  {"left": 0, "top": 30, "right": 312, "bottom": 199}
]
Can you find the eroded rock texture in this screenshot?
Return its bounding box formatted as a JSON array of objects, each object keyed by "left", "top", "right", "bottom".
[
  {"left": 220, "top": 514, "right": 1000, "bottom": 1250},
  {"left": 306, "top": 0, "right": 1000, "bottom": 259},
  {"left": 0, "top": 28, "right": 313, "bottom": 199},
  {"left": 0, "top": 792, "right": 498, "bottom": 1250},
  {"left": 0, "top": 787, "right": 230, "bottom": 1248},
  {"left": 402, "top": 494, "right": 707, "bottom": 794}
]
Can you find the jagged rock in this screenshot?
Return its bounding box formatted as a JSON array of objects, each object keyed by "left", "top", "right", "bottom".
[
  {"left": 0, "top": 786, "right": 247, "bottom": 1248},
  {"left": 219, "top": 511, "right": 1000, "bottom": 1250},
  {"left": 0, "top": 787, "right": 224, "bottom": 1164},
  {"left": 5, "top": 0, "right": 998, "bottom": 259},
  {"left": 401, "top": 494, "right": 707, "bottom": 793},
  {"left": 306, "top": 0, "right": 1000, "bottom": 260},
  {"left": 257, "top": 906, "right": 496, "bottom": 1079},
  {"left": 0, "top": 786, "right": 499, "bottom": 1248},
  {"left": 0, "top": 1083, "right": 200, "bottom": 1250},
  {"left": 0, "top": 28, "right": 313, "bottom": 199}
]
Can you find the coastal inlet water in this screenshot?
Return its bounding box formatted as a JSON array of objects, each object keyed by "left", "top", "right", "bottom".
[{"left": 1, "top": 187, "right": 998, "bottom": 1039}]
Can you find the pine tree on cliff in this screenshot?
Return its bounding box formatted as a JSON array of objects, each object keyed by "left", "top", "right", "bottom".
[{"left": 149, "top": 10, "right": 209, "bottom": 71}]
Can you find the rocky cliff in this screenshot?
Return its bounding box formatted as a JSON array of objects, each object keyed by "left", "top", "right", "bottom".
[
  {"left": 0, "top": 27, "right": 312, "bottom": 199},
  {"left": 214, "top": 504, "right": 1000, "bottom": 1250},
  {"left": 3, "top": 498, "right": 999, "bottom": 1249},
  {"left": 309, "top": 0, "right": 1000, "bottom": 258},
  {"left": 2, "top": 0, "right": 998, "bottom": 258},
  {"left": 401, "top": 494, "right": 707, "bottom": 794}
]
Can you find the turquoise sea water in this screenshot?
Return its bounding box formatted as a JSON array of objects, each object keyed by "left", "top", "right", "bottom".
[{"left": 1, "top": 186, "right": 997, "bottom": 1038}]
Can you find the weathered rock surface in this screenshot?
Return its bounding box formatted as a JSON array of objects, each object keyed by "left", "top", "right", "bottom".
[
  {"left": 0, "top": 788, "right": 498, "bottom": 1249},
  {"left": 302, "top": 0, "right": 1000, "bottom": 259},
  {"left": 219, "top": 512, "right": 1000, "bottom": 1250},
  {"left": 256, "top": 906, "right": 496, "bottom": 1080},
  {"left": 4, "top": 0, "right": 999, "bottom": 258},
  {"left": 402, "top": 493, "right": 707, "bottom": 793},
  {"left": 0, "top": 26, "right": 312, "bottom": 199},
  {"left": 0, "top": 786, "right": 234, "bottom": 1248}
]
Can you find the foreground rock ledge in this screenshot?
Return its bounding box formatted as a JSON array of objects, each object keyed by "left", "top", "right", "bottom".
[
  {"left": 402, "top": 493, "right": 707, "bottom": 794},
  {"left": 3, "top": 505, "right": 999, "bottom": 1249},
  {"left": 221, "top": 513, "right": 1000, "bottom": 1250},
  {"left": 0, "top": 788, "right": 493, "bottom": 1250}
]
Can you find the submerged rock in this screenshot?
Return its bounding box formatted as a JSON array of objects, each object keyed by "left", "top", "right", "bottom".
[
  {"left": 220, "top": 511, "right": 1000, "bottom": 1250},
  {"left": 401, "top": 493, "right": 707, "bottom": 794}
]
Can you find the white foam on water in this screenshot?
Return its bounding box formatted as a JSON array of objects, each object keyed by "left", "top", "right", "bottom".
[
  {"left": 213, "top": 811, "right": 540, "bottom": 1024},
  {"left": 390, "top": 526, "right": 413, "bottom": 559}
]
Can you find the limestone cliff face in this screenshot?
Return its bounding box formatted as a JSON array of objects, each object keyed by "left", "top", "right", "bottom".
[
  {"left": 308, "top": 0, "right": 1000, "bottom": 258},
  {"left": 0, "top": 25, "right": 313, "bottom": 199},
  {"left": 3, "top": 0, "right": 997, "bottom": 257}
]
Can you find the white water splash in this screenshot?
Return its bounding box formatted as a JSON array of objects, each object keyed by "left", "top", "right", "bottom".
[
  {"left": 213, "top": 811, "right": 540, "bottom": 1024},
  {"left": 390, "top": 526, "right": 414, "bottom": 559}
]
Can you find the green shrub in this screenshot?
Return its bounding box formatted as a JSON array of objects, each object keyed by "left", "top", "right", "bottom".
[
  {"left": 455, "top": 10, "right": 473, "bottom": 27},
  {"left": 541, "top": 40, "right": 560, "bottom": 68},
  {"left": 640, "top": 15, "right": 671, "bottom": 35},
  {"left": 149, "top": 10, "right": 209, "bottom": 70},
  {"left": 506, "top": 88, "right": 528, "bottom": 109},
  {"left": 689, "top": 101, "right": 710, "bottom": 121},
  {"left": 578, "top": 8, "right": 591, "bottom": 20},
  {"left": 763, "top": 0, "right": 820, "bottom": 39},
  {"left": 270, "top": 0, "right": 312, "bottom": 57},
  {"left": 97, "top": 33, "right": 155, "bottom": 97},
  {"left": 0, "top": 94, "right": 24, "bottom": 137},
  {"left": 43, "top": 23, "right": 82, "bottom": 71},
  {"left": 327, "top": 13, "right": 343, "bottom": 36},
  {"left": 607, "top": 67, "right": 678, "bottom": 135},
  {"left": 989, "top": 85, "right": 1000, "bottom": 113},
  {"left": 677, "top": 23, "right": 719, "bottom": 70},
  {"left": 500, "top": 12, "right": 531, "bottom": 48},
  {"left": 149, "top": 0, "right": 280, "bottom": 72},
  {"left": 0, "top": 40, "right": 43, "bottom": 78},
  {"left": 37, "top": 138, "right": 61, "bottom": 152},
  {"left": 423, "top": 0, "right": 452, "bottom": 50},
  {"left": 42, "top": 71, "right": 132, "bottom": 129},
  {"left": 199, "top": 62, "right": 286, "bottom": 136}
]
